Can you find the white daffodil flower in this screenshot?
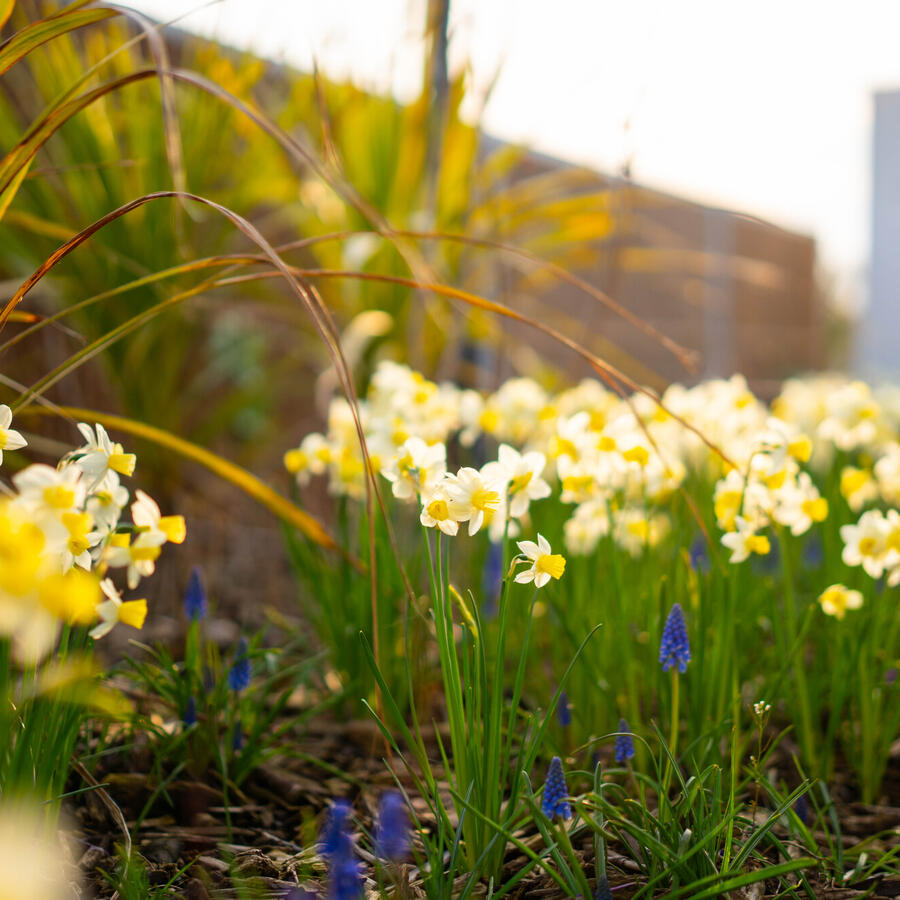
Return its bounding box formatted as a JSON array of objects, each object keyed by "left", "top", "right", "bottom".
[
  {"left": 492, "top": 444, "right": 551, "bottom": 519},
  {"left": 817, "top": 584, "right": 863, "bottom": 620},
  {"left": 841, "top": 509, "right": 894, "bottom": 579},
  {"left": 381, "top": 437, "right": 446, "bottom": 502},
  {"left": 444, "top": 466, "right": 504, "bottom": 536},
  {"left": 72, "top": 423, "right": 136, "bottom": 487},
  {"left": 104, "top": 531, "right": 166, "bottom": 589},
  {"left": 514, "top": 533, "right": 566, "bottom": 588},
  {"left": 13, "top": 463, "right": 86, "bottom": 519},
  {"left": 419, "top": 484, "right": 462, "bottom": 536},
  {"left": 721, "top": 516, "right": 771, "bottom": 564},
  {"left": 0, "top": 405, "right": 27, "bottom": 466},
  {"left": 131, "top": 490, "right": 187, "bottom": 545},
  {"left": 90, "top": 578, "right": 147, "bottom": 639}
]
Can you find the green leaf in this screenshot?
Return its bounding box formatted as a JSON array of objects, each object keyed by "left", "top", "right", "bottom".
[{"left": 0, "top": 5, "right": 118, "bottom": 78}]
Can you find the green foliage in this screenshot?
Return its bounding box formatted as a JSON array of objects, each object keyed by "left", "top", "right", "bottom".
[{"left": 121, "top": 583, "right": 318, "bottom": 794}]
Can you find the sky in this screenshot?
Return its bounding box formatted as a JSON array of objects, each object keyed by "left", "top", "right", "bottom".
[{"left": 131, "top": 0, "right": 900, "bottom": 308}]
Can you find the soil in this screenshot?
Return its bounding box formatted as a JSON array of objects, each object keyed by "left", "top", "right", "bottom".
[{"left": 69, "top": 700, "right": 900, "bottom": 900}]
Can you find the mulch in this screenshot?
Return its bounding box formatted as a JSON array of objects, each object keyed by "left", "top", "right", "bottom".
[{"left": 68, "top": 706, "right": 900, "bottom": 899}]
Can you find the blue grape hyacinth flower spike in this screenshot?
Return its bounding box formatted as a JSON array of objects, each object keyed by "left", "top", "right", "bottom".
[
  {"left": 183, "top": 566, "right": 208, "bottom": 621},
  {"left": 321, "top": 799, "right": 354, "bottom": 860},
  {"left": 375, "top": 790, "right": 410, "bottom": 862},
  {"left": 659, "top": 603, "right": 691, "bottom": 673},
  {"left": 541, "top": 756, "right": 572, "bottom": 820},
  {"left": 614, "top": 718, "right": 635, "bottom": 764},
  {"left": 227, "top": 637, "right": 251, "bottom": 692},
  {"left": 557, "top": 690, "right": 572, "bottom": 727},
  {"left": 328, "top": 854, "right": 363, "bottom": 900},
  {"left": 320, "top": 800, "right": 363, "bottom": 900}
]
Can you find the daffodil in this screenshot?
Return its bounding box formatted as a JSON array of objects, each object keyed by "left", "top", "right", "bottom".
[
  {"left": 840, "top": 466, "right": 878, "bottom": 512},
  {"left": 613, "top": 506, "right": 670, "bottom": 557},
  {"left": 487, "top": 444, "right": 551, "bottom": 519},
  {"left": 131, "top": 490, "right": 187, "bottom": 545},
  {"left": 444, "top": 466, "right": 504, "bottom": 536},
  {"left": 841, "top": 510, "right": 892, "bottom": 578},
  {"left": 71, "top": 422, "right": 136, "bottom": 487},
  {"left": 818, "top": 584, "right": 863, "bottom": 620},
  {"left": 284, "top": 432, "right": 330, "bottom": 486},
  {"left": 514, "top": 534, "right": 566, "bottom": 588},
  {"left": 90, "top": 578, "right": 147, "bottom": 639},
  {"left": 875, "top": 445, "right": 900, "bottom": 506},
  {"left": 0, "top": 404, "right": 27, "bottom": 465},
  {"left": 60, "top": 510, "right": 100, "bottom": 570},
  {"left": 818, "top": 381, "right": 882, "bottom": 451},
  {"left": 13, "top": 463, "right": 86, "bottom": 519},
  {"left": 419, "top": 485, "right": 462, "bottom": 536},
  {"left": 85, "top": 470, "right": 129, "bottom": 540},
  {"left": 381, "top": 437, "right": 446, "bottom": 502},
  {"left": 721, "top": 516, "right": 771, "bottom": 563},
  {"left": 563, "top": 500, "right": 610, "bottom": 555},
  {"left": 104, "top": 532, "right": 166, "bottom": 589},
  {"left": 772, "top": 472, "right": 828, "bottom": 536}
]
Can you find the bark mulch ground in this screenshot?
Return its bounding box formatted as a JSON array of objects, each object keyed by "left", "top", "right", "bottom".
[{"left": 69, "top": 708, "right": 900, "bottom": 899}]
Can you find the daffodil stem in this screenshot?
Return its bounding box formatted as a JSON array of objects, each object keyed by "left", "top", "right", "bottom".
[
  {"left": 422, "top": 525, "right": 471, "bottom": 860},
  {"left": 779, "top": 529, "right": 816, "bottom": 773}
]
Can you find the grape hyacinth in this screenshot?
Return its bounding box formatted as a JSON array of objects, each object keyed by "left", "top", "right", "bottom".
[
  {"left": 329, "top": 854, "right": 364, "bottom": 900},
  {"left": 614, "top": 718, "right": 635, "bottom": 764},
  {"left": 659, "top": 603, "right": 691, "bottom": 673},
  {"left": 232, "top": 717, "right": 244, "bottom": 752},
  {"left": 689, "top": 532, "right": 710, "bottom": 573},
  {"left": 557, "top": 690, "right": 572, "bottom": 727},
  {"left": 321, "top": 799, "right": 354, "bottom": 860},
  {"left": 320, "top": 800, "right": 363, "bottom": 900},
  {"left": 183, "top": 695, "right": 197, "bottom": 727},
  {"left": 541, "top": 756, "right": 572, "bottom": 819},
  {"left": 183, "top": 566, "right": 208, "bottom": 621},
  {"left": 227, "top": 637, "right": 251, "bottom": 692},
  {"left": 375, "top": 790, "right": 410, "bottom": 862}
]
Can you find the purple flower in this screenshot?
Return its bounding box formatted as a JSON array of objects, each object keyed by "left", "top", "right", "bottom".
[
  {"left": 329, "top": 853, "right": 363, "bottom": 900},
  {"left": 321, "top": 800, "right": 362, "bottom": 900},
  {"left": 183, "top": 695, "right": 197, "bottom": 727},
  {"left": 541, "top": 756, "right": 572, "bottom": 819},
  {"left": 375, "top": 790, "right": 410, "bottom": 861},
  {"left": 659, "top": 603, "right": 691, "bottom": 673},
  {"left": 557, "top": 691, "right": 572, "bottom": 727},
  {"left": 227, "top": 638, "right": 251, "bottom": 692},
  {"left": 183, "top": 566, "right": 208, "bottom": 621},
  {"left": 614, "top": 718, "right": 635, "bottom": 764},
  {"left": 321, "top": 800, "right": 354, "bottom": 860},
  {"left": 689, "top": 533, "right": 710, "bottom": 573}
]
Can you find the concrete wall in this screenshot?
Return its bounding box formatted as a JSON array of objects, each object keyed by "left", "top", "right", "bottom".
[{"left": 860, "top": 90, "right": 900, "bottom": 378}]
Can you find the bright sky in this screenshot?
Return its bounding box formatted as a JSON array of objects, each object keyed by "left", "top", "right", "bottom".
[{"left": 132, "top": 0, "right": 900, "bottom": 303}]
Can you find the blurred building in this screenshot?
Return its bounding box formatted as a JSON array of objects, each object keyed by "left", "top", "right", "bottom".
[
  {"left": 860, "top": 90, "right": 900, "bottom": 378},
  {"left": 155, "top": 26, "right": 824, "bottom": 399},
  {"left": 480, "top": 145, "right": 822, "bottom": 398}
]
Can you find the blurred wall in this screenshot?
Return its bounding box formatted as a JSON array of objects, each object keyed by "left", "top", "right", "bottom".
[
  {"left": 860, "top": 89, "right": 900, "bottom": 378},
  {"left": 481, "top": 148, "right": 822, "bottom": 399}
]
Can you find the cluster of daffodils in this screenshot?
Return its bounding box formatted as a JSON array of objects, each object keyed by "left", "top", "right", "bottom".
[
  {"left": 384, "top": 438, "right": 552, "bottom": 542},
  {"left": 285, "top": 362, "right": 900, "bottom": 603},
  {"left": 712, "top": 419, "right": 825, "bottom": 562},
  {"left": 0, "top": 409, "right": 185, "bottom": 662}
]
